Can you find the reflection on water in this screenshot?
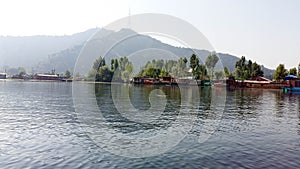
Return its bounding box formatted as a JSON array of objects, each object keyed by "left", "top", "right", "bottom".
[
  {"left": 0, "top": 81, "right": 300, "bottom": 168},
  {"left": 95, "top": 84, "right": 183, "bottom": 132}
]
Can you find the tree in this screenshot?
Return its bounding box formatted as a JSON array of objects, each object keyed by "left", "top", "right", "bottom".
[
  {"left": 251, "top": 62, "right": 264, "bottom": 77},
  {"left": 298, "top": 63, "right": 300, "bottom": 77},
  {"left": 143, "top": 68, "right": 161, "bottom": 78},
  {"left": 93, "top": 56, "right": 106, "bottom": 71},
  {"left": 214, "top": 70, "right": 224, "bottom": 80},
  {"left": 205, "top": 53, "right": 219, "bottom": 79},
  {"left": 274, "top": 64, "right": 288, "bottom": 81},
  {"left": 95, "top": 65, "right": 113, "bottom": 82},
  {"left": 18, "top": 67, "right": 26, "bottom": 76},
  {"left": 119, "top": 57, "right": 129, "bottom": 72},
  {"left": 189, "top": 54, "right": 208, "bottom": 80},
  {"left": 159, "top": 67, "right": 169, "bottom": 77},
  {"left": 65, "top": 70, "right": 71, "bottom": 78},
  {"left": 193, "top": 64, "right": 207, "bottom": 80},
  {"left": 176, "top": 57, "right": 188, "bottom": 77},
  {"left": 122, "top": 62, "right": 133, "bottom": 81},
  {"left": 111, "top": 59, "right": 119, "bottom": 72},
  {"left": 289, "top": 67, "right": 297, "bottom": 76},
  {"left": 234, "top": 56, "right": 247, "bottom": 80},
  {"left": 190, "top": 54, "right": 199, "bottom": 79},
  {"left": 224, "top": 67, "right": 230, "bottom": 77},
  {"left": 87, "top": 69, "right": 97, "bottom": 81},
  {"left": 234, "top": 56, "right": 263, "bottom": 80},
  {"left": 190, "top": 54, "right": 199, "bottom": 71}
]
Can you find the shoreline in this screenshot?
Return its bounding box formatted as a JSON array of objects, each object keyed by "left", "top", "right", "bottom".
[{"left": 0, "top": 78, "right": 285, "bottom": 90}]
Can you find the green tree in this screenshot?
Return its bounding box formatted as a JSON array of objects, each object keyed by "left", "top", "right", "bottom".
[
  {"left": 65, "top": 70, "right": 71, "bottom": 78},
  {"left": 190, "top": 54, "right": 198, "bottom": 71},
  {"left": 111, "top": 59, "right": 119, "bottom": 72},
  {"left": 96, "top": 65, "right": 113, "bottom": 82},
  {"left": 214, "top": 70, "right": 224, "bottom": 80},
  {"left": 122, "top": 62, "right": 133, "bottom": 81},
  {"left": 190, "top": 54, "right": 199, "bottom": 79},
  {"left": 18, "top": 67, "right": 26, "bottom": 76},
  {"left": 87, "top": 69, "right": 97, "bottom": 81},
  {"left": 166, "top": 60, "right": 177, "bottom": 76},
  {"left": 194, "top": 64, "right": 207, "bottom": 80},
  {"left": 119, "top": 57, "right": 130, "bottom": 72},
  {"left": 205, "top": 53, "right": 219, "bottom": 79},
  {"left": 159, "top": 67, "right": 169, "bottom": 77},
  {"left": 274, "top": 64, "right": 288, "bottom": 81},
  {"left": 176, "top": 57, "right": 188, "bottom": 77},
  {"left": 251, "top": 62, "right": 264, "bottom": 77},
  {"left": 298, "top": 63, "right": 300, "bottom": 77},
  {"left": 93, "top": 56, "right": 106, "bottom": 71},
  {"left": 90, "top": 56, "right": 116, "bottom": 82},
  {"left": 224, "top": 67, "right": 230, "bottom": 77},
  {"left": 234, "top": 56, "right": 263, "bottom": 80},
  {"left": 189, "top": 54, "right": 208, "bottom": 80},
  {"left": 289, "top": 67, "right": 297, "bottom": 76},
  {"left": 234, "top": 56, "right": 247, "bottom": 79},
  {"left": 199, "top": 64, "right": 208, "bottom": 80},
  {"left": 143, "top": 68, "right": 161, "bottom": 78}
]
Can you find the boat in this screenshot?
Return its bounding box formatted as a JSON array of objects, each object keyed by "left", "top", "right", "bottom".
[
  {"left": 132, "top": 76, "right": 211, "bottom": 86},
  {"left": 283, "top": 87, "right": 300, "bottom": 92},
  {"left": 282, "top": 75, "right": 300, "bottom": 93},
  {"left": 34, "top": 74, "right": 60, "bottom": 81},
  {"left": 0, "top": 73, "right": 7, "bottom": 79},
  {"left": 61, "top": 77, "right": 73, "bottom": 82},
  {"left": 226, "top": 76, "right": 287, "bottom": 89}
]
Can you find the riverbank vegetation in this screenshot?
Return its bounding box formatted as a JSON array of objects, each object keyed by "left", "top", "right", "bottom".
[
  {"left": 88, "top": 53, "right": 223, "bottom": 82},
  {"left": 228, "top": 56, "right": 300, "bottom": 81},
  {"left": 233, "top": 56, "right": 264, "bottom": 80},
  {"left": 273, "top": 63, "right": 300, "bottom": 81},
  {"left": 87, "top": 56, "right": 133, "bottom": 82}
]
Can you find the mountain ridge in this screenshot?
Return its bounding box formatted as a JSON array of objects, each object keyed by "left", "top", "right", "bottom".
[{"left": 0, "top": 28, "right": 274, "bottom": 76}]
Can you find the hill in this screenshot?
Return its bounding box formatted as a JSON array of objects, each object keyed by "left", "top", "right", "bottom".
[
  {"left": 0, "top": 28, "right": 274, "bottom": 76},
  {"left": 0, "top": 28, "right": 99, "bottom": 71},
  {"left": 44, "top": 28, "right": 274, "bottom": 76}
]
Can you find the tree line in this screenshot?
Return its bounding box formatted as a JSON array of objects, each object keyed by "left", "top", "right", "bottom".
[
  {"left": 87, "top": 56, "right": 133, "bottom": 82},
  {"left": 89, "top": 53, "right": 221, "bottom": 82},
  {"left": 227, "top": 56, "right": 300, "bottom": 81},
  {"left": 232, "top": 56, "right": 264, "bottom": 80},
  {"left": 273, "top": 63, "right": 300, "bottom": 81}
]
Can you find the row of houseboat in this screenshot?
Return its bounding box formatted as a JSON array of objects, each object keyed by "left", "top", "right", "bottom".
[
  {"left": 2, "top": 71, "right": 300, "bottom": 92},
  {"left": 226, "top": 76, "right": 286, "bottom": 89},
  {"left": 0, "top": 73, "right": 73, "bottom": 82},
  {"left": 132, "top": 75, "right": 300, "bottom": 92},
  {"left": 226, "top": 75, "right": 300, "bottom": 92},
  {"left": 132, "top": 76, "right": 211, "bottom": 86}
]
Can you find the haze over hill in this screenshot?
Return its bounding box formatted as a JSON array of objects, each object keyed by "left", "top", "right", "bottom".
[
  {"left": 0, "top": 28, "right": 98, "bottom": 71},
  {"left": 0, "top": 28, "right": 274, "bottom": 76}
]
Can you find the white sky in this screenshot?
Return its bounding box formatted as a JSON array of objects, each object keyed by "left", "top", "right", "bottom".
[{"left": 0, "top": 0, "right": 299, "bottom": 69}]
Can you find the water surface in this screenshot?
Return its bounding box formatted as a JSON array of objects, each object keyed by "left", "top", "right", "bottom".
[{"left": 0, "top": 81, "right": 300, "bottom": 168}]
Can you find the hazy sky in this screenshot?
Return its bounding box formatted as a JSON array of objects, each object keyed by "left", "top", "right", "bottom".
[{"left": 0, "top": 0, "right": 299, "bottom": 69}]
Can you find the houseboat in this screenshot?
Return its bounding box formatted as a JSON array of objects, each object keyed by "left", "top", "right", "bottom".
[
  {"left": 0, "top": 73, "right": 7, "bottom": 79},
  {"left": 132, "top": 76, "right": 211, "bottom": 86},
  {"left": 282, "top": 75, "right": 300, "bottom": 92},
  {"left": 33, "top": 74, "right": 60, "bottom": 81},
  {"left": 132, "top": 77, "right": 176, "bottom": 85},
  {"left": 226, "top": 76, "right": 288, "bottom": 89}
]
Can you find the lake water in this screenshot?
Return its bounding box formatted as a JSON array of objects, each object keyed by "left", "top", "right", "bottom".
[{"left": 0, "top": 80, "right": 300, "bottom": 168}]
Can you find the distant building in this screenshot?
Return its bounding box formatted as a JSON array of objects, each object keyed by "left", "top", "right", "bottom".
[{"left": 0, "top": 73, "right": 7, "bottom": 79}]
